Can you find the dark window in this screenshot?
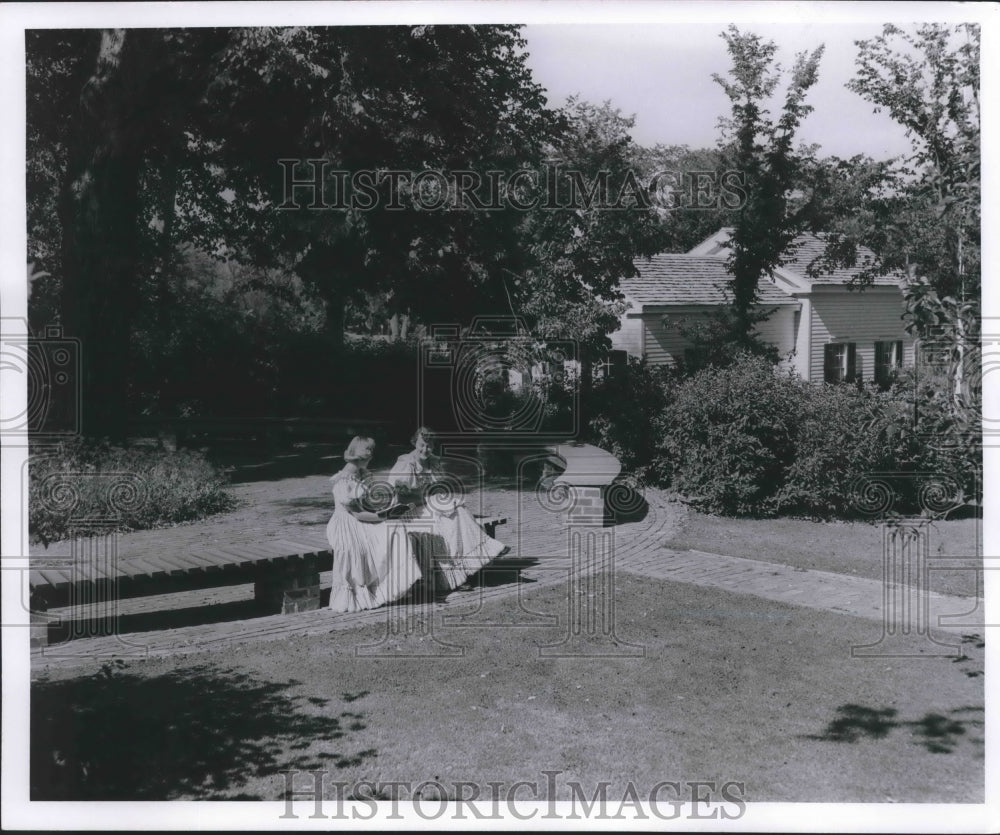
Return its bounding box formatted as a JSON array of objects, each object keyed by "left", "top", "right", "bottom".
[
  {"left": 875, "top": 340, "right": 903, "bottom": 387},
  {"left": 824, "top": 342, "right": 856, "bottom": 383},
  {"left": 679, "top": 348, "right": 703, "bottom": 373}
]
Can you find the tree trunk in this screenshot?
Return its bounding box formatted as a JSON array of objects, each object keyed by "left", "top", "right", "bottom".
[
  {"left": 325, "top": 294, "right": 345, "bottom": 353},
  {"left": 157, "top": 158, "right": 179, "bottom": 312},
  {"left": 952, "top": 234, "right": 965, "bottom": 414},
  {"left": 579, "top": 348, "right": 593, "bottom": 441},
  {"left": 387, "top": 311, "right": 411, "bottom": 341},
  {"left": 59, "top": 30, "right": 143, "bottom": 442},
  {"left": 61, "top": 156, "right": 142, "bottom": 441},
  {"left": 294, "top": 242, "right": 349, "bottom": 352}
]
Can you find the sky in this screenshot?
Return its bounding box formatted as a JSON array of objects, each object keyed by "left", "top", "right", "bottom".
[{"left": 523, "top": 23, "right": 916, "bottom": 160}]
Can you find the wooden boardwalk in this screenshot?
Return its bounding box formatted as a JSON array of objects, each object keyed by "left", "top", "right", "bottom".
[
  {"left": 28, "top": 482, "right": 682, "bottom": 669},
  {"left": 27, "top": 478, "right": 980, "bottom": 674}
]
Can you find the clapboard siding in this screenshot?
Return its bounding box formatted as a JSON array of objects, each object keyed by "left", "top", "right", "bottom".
[
  {"left": 753, "top": 307, "right": 798, "bottom": 370},
  {"left": 809, "top": 290, "right": 913, "bottom": 382},
  {"left": 638, "top": 306, "right": 797, "bottom": 368},
  {"left": 643, "top": 310, "right": 690, "bottom": 366},
  {"left": 609, "top": 314, "right": 643, "bottom": 357}
]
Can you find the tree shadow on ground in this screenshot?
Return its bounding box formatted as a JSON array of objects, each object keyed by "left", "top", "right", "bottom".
[
  {"left": 275, "top": 495, "right": 335, "bottom": 526},
  {"left": 219, "top": 445, "right": 349, "bottom": 483},
  {"left": 56, "top": 598, "right": 267, "bottom": 640},
  {"left": 31, "top": 663, "right": 374, "bottom": 800},
  {"left": 806, "top": 703, "right": 984, "bottom": 754},
  {"left": 278, "top": 496, "right": 334, "bottom": 510}
]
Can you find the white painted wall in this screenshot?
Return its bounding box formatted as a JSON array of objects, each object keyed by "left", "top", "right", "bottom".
[
  {"left": 611, "top": 286, "right": 911, "bottom": 384},
  {"left": 609, "top": 313, "right": 643, "bottom": 357},
  {"left": 808, "top": 288, "right": 914, "bottom": 382},
  {"left": 752, "top": 306, "right": 799, "bottom": 373},
  {"left": 623, "top": 305, "right": 798, "bottom": 369}
]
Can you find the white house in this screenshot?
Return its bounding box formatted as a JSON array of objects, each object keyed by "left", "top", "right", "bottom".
[{"left": 610, "top": 228, "right": 913, "bottom": 385}]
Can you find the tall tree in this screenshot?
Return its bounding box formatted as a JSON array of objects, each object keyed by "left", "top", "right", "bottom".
[
  {"left": 632, "top": 143, "right": 738, "bottom": 253},
  {"left": 187, "top": 25, "right": 565, "bottom": 334},
  {"left": 847, "top": 24, "right": 980, "bottom": 415},
  {"left": 34, "top": 28, "right": 229, "bottom": 438},
  {"left": 513, "top": 99, "right": 671, "bottom": 425},
  {"left": 29, "top": 26, "right": 564, "bottom": 436},
  {"left": 58, "top": 30, "right": 167, "bottom": 440},
  {"left": 517, "top": 100, "right": 669, "bottom": 345},
  {"left": 712, "top": 26, "right": 824, "bottom": 347},
  {"left": 31, "top": 26, "right": 681, "bottom": 435}
]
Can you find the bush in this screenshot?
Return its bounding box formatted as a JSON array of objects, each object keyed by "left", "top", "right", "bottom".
[
  {"left": 889, "top": 367, "right": 981, "bottom": 505},
  {"left": 775, "top": 383, "right": 921, "bottom": 517},
  {"left": 582, "top": 360, "right": 677, "bottom": 482},
  {"left": 653, "top": 355, "right": 803, "bottom": 515},
  {"left": 30, "top": 439, "right": 238, "bottom": 545},
  {"left": 648, "top": 354, "right": 979, "bottom": 518}
]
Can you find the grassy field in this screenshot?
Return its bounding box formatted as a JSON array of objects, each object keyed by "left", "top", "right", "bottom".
[
  {"left": 31, "top": 570, "right": 984, "bottom": 803},
  {"left": 665, "top": 510, "right": 982, "bottom": 598}
]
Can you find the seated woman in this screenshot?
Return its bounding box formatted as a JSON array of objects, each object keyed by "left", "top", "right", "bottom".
[
  {"left": 326, "top": 436, "right": 423, "bottom": 612},
  {"left": 389, "top": 427, "right": 507, "bottom": 592}
]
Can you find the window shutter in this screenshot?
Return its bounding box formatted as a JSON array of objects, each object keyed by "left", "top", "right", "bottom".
[
  {"left": 894, "top": 340, "right": 903, "bottom": 367},
  {"left": 824, "top": 344, "right": 836, "bottom": 383},
  {"left": 846, "top": 343, "right": 857, "bottom": 382}
]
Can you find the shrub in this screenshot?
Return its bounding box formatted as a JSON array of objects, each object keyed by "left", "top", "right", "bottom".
[
  {"left": 338, "top": 335, "right": 422, "bottom": 423},
  {"left": 30, "top": 439, "right": 238, "bottom": 545},
  {"left": 583, "top": 359, "right": 677, "bottom": 482},
  {"left": 653, "top": 354, "right": 804, "bottom": 515},
  {"left": 675, "top": 306, "right": 781, "bottom": 375},
  {"left": 649, "top": 354, "right": 978, "bottom": 519},
  {"left": 888, "top": 367, "right": 981, "bottom": 505},
  {"left": 775, "top": 383, "right": 922, "bottom": 517}
]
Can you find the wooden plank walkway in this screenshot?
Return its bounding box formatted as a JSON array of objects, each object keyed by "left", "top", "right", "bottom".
[
  {"left": 29, "top": 486, "right": 683, "bottom": 670},
  {"left": 27, "top": 480, "right": 981, "bottom": 674},
  {"left": 28, "top": 530, "right": 332, "bottom": 608}
]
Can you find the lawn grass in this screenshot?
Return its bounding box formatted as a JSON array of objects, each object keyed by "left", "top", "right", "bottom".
[
  {"left": 31, "top": 571, "right": 984, "bottom": 803},
  {"left": 665, "top": 510, "right": 982, "bottom": 598}
]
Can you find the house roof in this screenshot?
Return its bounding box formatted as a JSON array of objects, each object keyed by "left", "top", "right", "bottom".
[
  {"left": 624, "top": 254, "right": 798, "bottom": 308},
  {"left": 689, "top": 228, "right": 905, "bottom": 287},
  {"left": 779, "top": 233, "right": 904, "bottom": 287}
]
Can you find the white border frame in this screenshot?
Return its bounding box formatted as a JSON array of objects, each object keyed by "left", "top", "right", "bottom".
[{"left": 2, "top": 2, "right": 997, "bottom": 831}]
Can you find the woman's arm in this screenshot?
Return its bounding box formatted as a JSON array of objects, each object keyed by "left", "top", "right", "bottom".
[
  {"left": 389, "top": 455, "right": 422, "bottom": 503},
  {"left": 333, "top": 477, "right": 382, "bottom": 522}
]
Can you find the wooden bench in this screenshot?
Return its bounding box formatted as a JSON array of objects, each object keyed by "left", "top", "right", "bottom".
[
  {"left": 29, "top": 514, "right": 508, "bottom": 647},
  {"left": 475, "top": 514, "right": 507, "bottom": 540}
]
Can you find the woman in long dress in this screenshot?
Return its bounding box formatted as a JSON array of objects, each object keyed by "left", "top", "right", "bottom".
[
  {"left": 389, "top": 427, "right": 507, "bottom": 591},
  {"left": 327, "top": 436, "right": 423, "bottom": 612}
]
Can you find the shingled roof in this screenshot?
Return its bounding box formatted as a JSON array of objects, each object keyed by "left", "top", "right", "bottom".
[
  {"left": 780, "top": 233, "right": 905, "bottom": 287},
  {"left": 624, "top": 254, "right": 797, "bottom": 307}
]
